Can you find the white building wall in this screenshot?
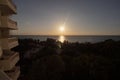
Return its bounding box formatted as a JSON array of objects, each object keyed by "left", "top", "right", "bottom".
[
  {"left": 0, "top": 10, "right": 1, "bottom": 26},
  {"left": 1, "top": 30, "right": 10, "bottom": 38}
]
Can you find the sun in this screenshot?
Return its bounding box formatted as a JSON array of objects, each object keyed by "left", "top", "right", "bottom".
[{"left": 59, "top": 26, "right": 65, "bottom": 32}]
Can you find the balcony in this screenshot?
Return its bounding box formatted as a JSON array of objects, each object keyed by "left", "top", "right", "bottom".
[
  {"left": 0, "top": 37, "right": 18, "bottom": 50},
  {"left": 0, "top": 71, "right": 12, "bottom": 80},
  {"left": 0, "top": 0, "right": 17, "bottom": 15},
  {"left": 6, "top": 67, "right": 20, "bottom": 80},
  {"left": 0, "top": 16, "right": 17, "bottom": 30},
  {"left": 0, "top": 52, "right": 19, "bottom": 71}
]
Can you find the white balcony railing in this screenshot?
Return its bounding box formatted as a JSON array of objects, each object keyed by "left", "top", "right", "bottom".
[
  {"left": 0, "top": 52, "right": 19, "bottom": 71},
  {"left": 0, "top": 0, "right": 17, "bottom": 14},
  {"left": 0, "top": 16, "right": 17, "bottom": 30},
  {"left": 6, "top": 66, "right": 20, "bottom": 80},
  {"left": 0, "top": 37, "right": 18, "bottom": 50}
]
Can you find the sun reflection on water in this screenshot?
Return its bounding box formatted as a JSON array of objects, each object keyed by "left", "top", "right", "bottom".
[{"left": 59, "top": 35, "right": 65, "bottom": 43}]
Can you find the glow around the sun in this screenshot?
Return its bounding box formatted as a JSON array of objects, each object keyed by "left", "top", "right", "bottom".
[{"left": 59, "top": 25, "right": 65, "bottom": 32}]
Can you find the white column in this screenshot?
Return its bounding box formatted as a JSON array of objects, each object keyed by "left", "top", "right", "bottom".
[
  {"left": 0, "top": 43, "right": 2, "bottom": 57},
  {"left": 0, "top": 10, "right": 2, "bottom": 27}
]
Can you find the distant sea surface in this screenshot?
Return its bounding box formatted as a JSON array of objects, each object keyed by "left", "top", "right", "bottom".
[{"left": 14, "top": 35, "right": 120, "bottom": 43}]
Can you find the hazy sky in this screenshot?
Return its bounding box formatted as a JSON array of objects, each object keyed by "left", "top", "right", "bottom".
[{"left": 12, "top": 0, "right": 120, "bottom": 35}]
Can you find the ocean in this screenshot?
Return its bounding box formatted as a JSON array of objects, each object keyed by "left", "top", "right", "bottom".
[{"left": 14, "top": 35, "right": 120, "bottom": 43}]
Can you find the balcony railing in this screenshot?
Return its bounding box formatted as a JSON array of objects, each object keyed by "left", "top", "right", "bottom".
[
  {"left": 8, "top": 18, "right": 17, "bottom": 29},
  {"left": 8, "top": 0, "right": 16, "bottom": 9},
  {"left": 0, "top": 37, "right": 18, "bottom": 50},
  {"left": 0, "top": 52, "right": 19, "bottom": 71},
  {"left": 6, "top": 66, "right": 20, "bottom": 80},
  {"left": 0, "top": 16, "right": 17, "bottom": 30},
  {"left": 0, "top": 0, "right": 17, "bottom": 14}
]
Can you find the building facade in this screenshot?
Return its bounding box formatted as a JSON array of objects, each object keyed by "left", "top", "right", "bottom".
[{"left": 0, "top": 0, "right": 20, "bottom": 80}]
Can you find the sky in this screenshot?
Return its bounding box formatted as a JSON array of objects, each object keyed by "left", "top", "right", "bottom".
[{"left": 12, "top": 0, "right": 120, "bottom": 35}]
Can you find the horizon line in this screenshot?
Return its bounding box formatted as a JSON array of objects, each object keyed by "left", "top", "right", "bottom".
[{"left": 11, "top": 34, "right": 120, "bottom": 36}]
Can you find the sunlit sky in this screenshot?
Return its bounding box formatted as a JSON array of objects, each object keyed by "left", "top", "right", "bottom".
[{"left": 12, "top": 0, "right": 120, "bottom": 35}]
